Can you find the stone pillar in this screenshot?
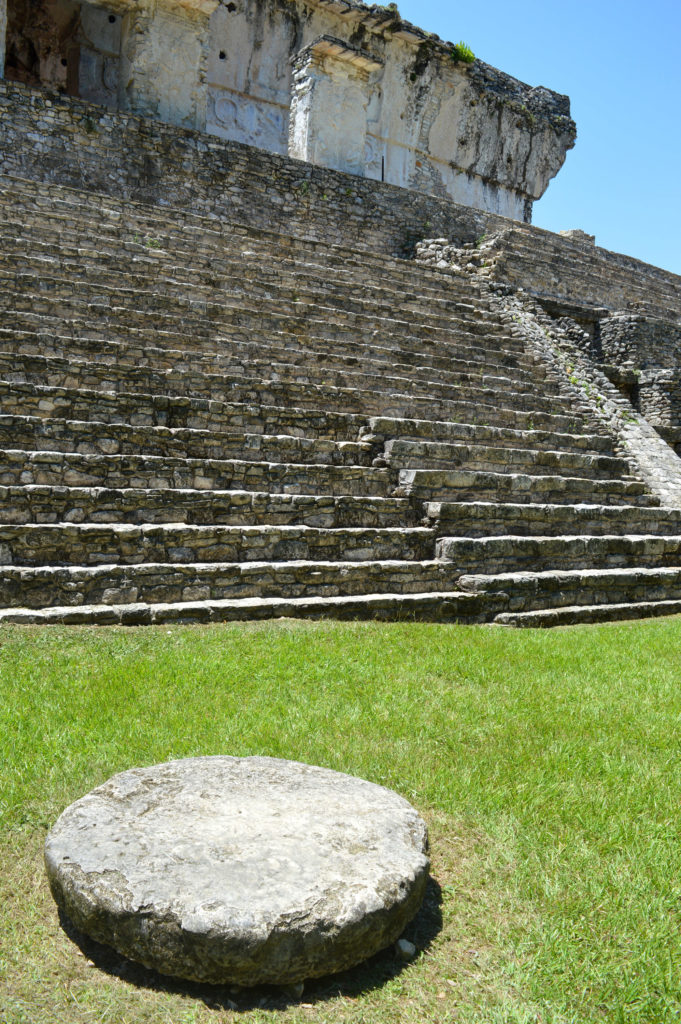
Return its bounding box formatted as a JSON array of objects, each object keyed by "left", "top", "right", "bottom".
[
  {"left": 0, "top": 0, "right": 7, "bottom": 79},
  {"left": 119, "top": 0, "right": 218, "bottom": 130},
  {"left": 289, "top": 37, "right": 383, "bottom": 178}
]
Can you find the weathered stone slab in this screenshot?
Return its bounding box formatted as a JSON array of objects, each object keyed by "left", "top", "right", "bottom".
[{"left": 45, "top": 756, "right": 429, "bottom": 986}]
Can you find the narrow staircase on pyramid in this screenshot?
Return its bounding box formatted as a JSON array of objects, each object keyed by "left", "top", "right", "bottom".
[{"left": 3, "top": 171, "right": 681, "bottom": 627}]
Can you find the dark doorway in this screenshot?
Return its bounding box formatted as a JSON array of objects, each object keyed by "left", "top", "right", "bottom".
[
  {"left": 5, "top": 0, "right": 121, "bottom": 106},
  {"left": 5, "top": 0, "right": 80, "bottom": 92}
]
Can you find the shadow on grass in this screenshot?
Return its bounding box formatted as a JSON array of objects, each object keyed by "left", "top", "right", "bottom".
[{"left": 59, "top": 876, "right": 443, "bottom": 1012}]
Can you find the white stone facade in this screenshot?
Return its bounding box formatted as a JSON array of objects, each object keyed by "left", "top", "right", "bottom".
[{"left": 1, "top": 0, "right": 576, "bottom": 220}]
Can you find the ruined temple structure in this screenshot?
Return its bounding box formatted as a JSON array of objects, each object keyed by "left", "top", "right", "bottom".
[
  {"left": 2, "top": 2, "right": 681, "bottom": 626},
  {"left": 0, "top": 0, "right": 576, "bottom": 220}
]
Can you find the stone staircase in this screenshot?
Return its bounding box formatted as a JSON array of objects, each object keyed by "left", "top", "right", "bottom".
[
  {"left": 418, "top": 227, "right": 681, "bottom": 323},
  {"left": 3, "top": 171, "right": 681, "bottom": 626}
]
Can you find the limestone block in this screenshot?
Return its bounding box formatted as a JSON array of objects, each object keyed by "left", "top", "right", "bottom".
[
  {"left": 45, "top": 756, "right": 430, "bottom": 985},
  {"left": 560, "top": 229, "right": 595, "bottom": 245}
]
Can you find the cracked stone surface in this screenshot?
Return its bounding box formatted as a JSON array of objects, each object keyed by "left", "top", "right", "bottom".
[{"left": 44, "top": 756, "right": 430, "bottom": 985}]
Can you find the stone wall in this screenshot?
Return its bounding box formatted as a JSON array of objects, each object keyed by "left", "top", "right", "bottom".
[
  {"left": 0, "top": 78, "right": 512, "bottom": 254},
  {"left": 414, "top": 230, "right": 681, "bottom": 326},
  {"left": 597, "top": 315, "right": 681, "bottom": 453},
  {"left": 599, "top": 314, "right": 681, "bottom": 369},
  {"left": 636, "top": 372, "right": 681, "bottom": 431},
  {"left": 2, "top": 0, "right": 575, "bottom": 216},
  {"left": 200, "top": 0, "right": 577, "bottom": 218},
  {"left": 486, "top": 227, "right": 681, "bottom": 323}
]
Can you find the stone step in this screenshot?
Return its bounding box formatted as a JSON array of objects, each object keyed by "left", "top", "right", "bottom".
[
  {"left": 0, "top": 414, "right": 374, "bottom": 466},
  {"left": 398, "top": 468, "right": 655, "bottom": 506},
  {"left": 0, "top": 449, "right": 391, "bottom": 496},
  {"left": 0, "top": 558, "right": 460, "bottom": 608},
  {"left": 494, "top": 600, "right": 681, "bottom": 628},
  {"left": 0, "top": 314, "right": 545, "bottom": 384},
  {"left": 0, "top": 340, "right": 561, "bottom": 412},
  {"left": 2, "top": 268, "right": 519, "bottom": 348},
  {"left": 364, "top": 417, "right": 615, "bottom": 455},
  {"left": 3, "top": 301, "right": 531, "bottom": 390},
  {"left": 4, "top": 283, "right": 511, "bottom": 362},
  {"left": 0, "top": 242, "right": 512, "bottom": 335},
  {"left": 0, "top": 190, "right": 476, "bottom": 297},
  {"left": 0, "top": 523, "right": 436, "bottom": 567},
  {"left": 0, "top": 353, "right": 584, "bottom": 428},
  {"left": 437, "top": 534, "right": 681, "bottom": 575},
  {"left": 1, "top": 381, "right": 602, "bottom": 466},
  {"left": 0, "top": 485, "right": 419, "bottom": 529},
  {"left": 427, "top": 501, "right": 681, "bottom": 537},
  {"left": 0, "top": 381, "right": 364, "bottom": 442},
  {"left": 384, "top": 438, "right": 629, "bottom": 480},
  {"left": 0, "top": 589, "right": 502, "bottom": 626},
  {"left": 3, "top": 234, "right": 496, "bottom": 335},
  {"left": 458, "top": 566, "right": 681, "bottom": 611},
  {"left": 0, "top": 177, "right": 495, "bottom": 305},
  {"left": 0, "top": 324, "right": 549, "bottom": 397},
  {"left": 3, "top": 247, "right": 481, "bottom": 330}
]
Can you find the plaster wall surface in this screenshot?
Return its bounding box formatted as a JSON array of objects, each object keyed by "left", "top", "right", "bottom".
[
  {"left": 118, "top": 0, "right": 215, "bottom": 129},
  {"left": 204, "top": 0, "right": 573, "bottom": 218},
  {"left": 79, "top": 3, "right": 121, "bottom": 107},
  {"left": 2, "top": 0, "right": 575, "bottom": 218}
]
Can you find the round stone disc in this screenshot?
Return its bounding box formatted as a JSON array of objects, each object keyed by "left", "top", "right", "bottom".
[{"left": 45, "top": 756, "right": 429, "bottom": 985}]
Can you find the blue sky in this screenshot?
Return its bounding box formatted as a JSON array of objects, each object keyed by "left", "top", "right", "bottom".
[{"left": 395, "top": 0, "right": 681, "bottom": 277}]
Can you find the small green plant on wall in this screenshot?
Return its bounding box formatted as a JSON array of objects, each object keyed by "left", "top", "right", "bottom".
[{"left": 451, "top": 41, "right": 475, "bottom": 64}]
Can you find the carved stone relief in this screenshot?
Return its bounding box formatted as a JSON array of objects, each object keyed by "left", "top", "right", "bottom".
[
  {"left": 208, "top": 90, "right": 288, "bottom": 153},
  {"left": 119, "top": 0, "right": 217, "bottom": 130}
]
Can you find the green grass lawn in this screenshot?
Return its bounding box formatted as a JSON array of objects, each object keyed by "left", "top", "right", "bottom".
[{"left": 2, "top": 617, "right": 681, "bottom": 1024}]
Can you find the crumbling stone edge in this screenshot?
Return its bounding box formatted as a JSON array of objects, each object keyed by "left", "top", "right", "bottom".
[
  {"left": 415, "top": 236, "right": 681, "bottom": 508},
  {"left": 494, "top": 288, "right": 681, "bottom": 509}
]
